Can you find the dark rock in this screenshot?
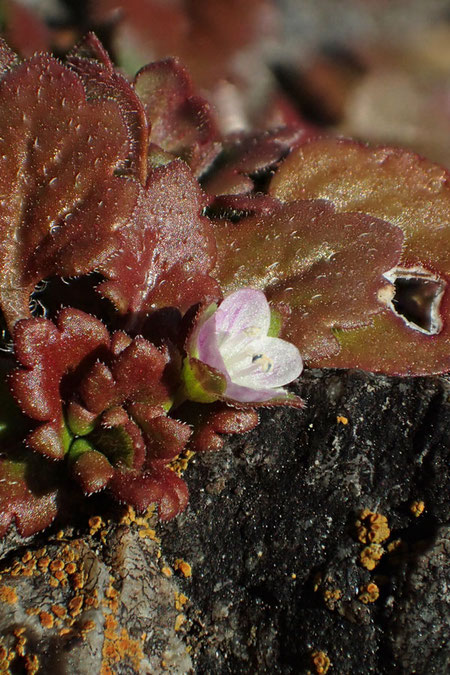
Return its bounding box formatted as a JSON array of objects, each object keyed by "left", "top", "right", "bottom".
[{"left": 160, "top": 369, "right": 450, "bottom": 674}]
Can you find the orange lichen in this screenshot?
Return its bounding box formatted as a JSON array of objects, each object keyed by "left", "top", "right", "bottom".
[
  {"left": 49, "top": 559, "right": 64, "bottom": 573},
  {"left": 39, "top": 611, "right": 54, "bottom": 629},
  {"left": 101, "top": 612, "right": 144, "bottom": 671},
  {"left": 356, "top": 509, "right": 390, "bottom": 544},
  {"left": 0, "top": 584, "right": 18, "bottom": 604},
  {"left": 171, "top": 449, "right": 196, "bottom": 475},
  {"left": 360, "top": 543, "right": 384, "bottom": 570},
  {"left": 71, "top": 571, "right": 86, "bottom": 591},
  {"left": 51, "top": 604, "right": 67, "bottom": 620},
  {"left": 65, "top": 562, "right": 77, "bottom": 575},
  {"left": 311, "top": 650, "right": 331, "bottom": 674},
  {"left": 323, "top": 588, "right": 342, "bottom": 609},
  {"left": 174, "top": 559, "right": 192, "bottom": 578},
  {"left": 37, "top": 556, "right": 51, "bottom": 572},
  {"left": 410, "top": 500, "right": 425, "bottom": 517},
  {"left": 89, "top": 515, "right": 104, "bottom": 535},
  {"left": 174, "top": 592, "right": 188, "bottom": 611},
  {"left": 359, "top": 582, "right": 380, "bottom": 604},
  {"left": 161, "top": 566, "right": 173, "bottom": 578},
  {"left": 336, "top": 415, "right": 348, "bottom": 425},
  {"left": 68, "top": 595, "right": 84, "bottom": 618},
  {"left": 24, "top": 653, "right": 40, "bottom": 675}
]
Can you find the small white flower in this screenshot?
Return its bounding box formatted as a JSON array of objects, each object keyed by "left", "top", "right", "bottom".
[{"left": 194, "top": 288, "right": 303, "bottom": 403}]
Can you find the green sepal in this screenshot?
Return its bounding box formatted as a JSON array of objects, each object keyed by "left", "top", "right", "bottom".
[
  {"left": 68, "top": 437, "right": 96, "bottom": 463},
  {"left": 180, "top": 356, "right": 227, "bottom": 404},
  {"left": 268, "top": 308, "right": 282, "bottom": 337}
]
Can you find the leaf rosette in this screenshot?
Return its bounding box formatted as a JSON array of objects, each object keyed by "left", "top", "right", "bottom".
[{"left": 9, "top": 309, "right": 191, "bottom": 520}]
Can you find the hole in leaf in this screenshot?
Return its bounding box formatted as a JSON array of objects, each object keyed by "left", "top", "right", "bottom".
[{"left": 384, "top": 268, "right": 445, "bottom": 335}]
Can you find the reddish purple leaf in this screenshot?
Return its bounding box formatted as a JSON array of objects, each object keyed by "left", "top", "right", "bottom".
[
  {"left": 98, "top": 160, "right": 220, "bottom": 315},
  {"left": 67, "top": 33, "right": 149, "bottom": 183},
  {"left": 269, "top": 138, "right": 450, "bottom": 373},
  {"left": 178, "top": 401, "right": 259, "bottom": 452},
  {"left": 10, "top": 309, "right": 110, "bottom": 459},
  {"left": 134, "top": 58, "right": 221, "bottom": 176},
  {"left": 212, "top": 200, "right": 404, "bottom": 363},
  {"left": 109, "top": 465, "right": 189, "bottom": 519},
  {"left": 0, "top": 455, "right": 58, "bottom": 537},
  {"left": 0, "top": 51, "right": 139, "bottom": 329}
]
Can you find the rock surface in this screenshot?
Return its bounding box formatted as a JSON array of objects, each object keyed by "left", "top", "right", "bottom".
[{"left": 0, "top": 369, "right": 448, "bottom": 673}]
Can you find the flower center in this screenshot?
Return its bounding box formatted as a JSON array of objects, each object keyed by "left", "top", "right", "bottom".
[{"left": 251, "top": 353, "right": 273, "bottom": 373}]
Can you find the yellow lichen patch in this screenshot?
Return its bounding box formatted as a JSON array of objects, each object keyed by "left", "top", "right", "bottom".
[
  {"left": 37, "top": 556, "right": 51, "bottom": 572},
  {"left": 311, "top": 650, "right": 331, "bottom": 674},
  {"left": 410, "top": 500, "right": 425, "bottom": 517},
  {"left": 174, "top": 559, "right": 192, "bottom": 578},
  {"left": 80, "top": 620, "right": 96, "bottom": 637},
  {"left": 88, "top": 516, "right": 104, "bottom": 535},
  {"left": 68, "top": 595, "right": 84, "bottom": 618},
  {"left": 161, "top": 566, "right": 172, "bottom": 578},
  {"left": 359, "top": 582, "right": 380, "bottom": 604},
  {"left": 360, "top": 544, "right": 384, "bottom": 570},
  {"left": 56, "top": 530, "right": 65, "bottom": 540},
  {"left": 65, "top": 562, "right": 77, "bottom": 575},
  {"left": 356, "top": 509, "right": 390, "bottom": 544},
  {"left": 336, "top": 415, "right": 348, "bottom": 425},
  {"left": 24, "top": 653, "right": 40, "bottom": 675},
  {"left": 174, "top": 614, "right": 186, "bottom": 631},
  {"left": 323, "top": 589, "right": 342, "bottom": 609},
  {"left": 170, "top": 449, "right": 196, "bottom": 475},
  {"left": 39, "top": 611, "right": 54, "bottom": 629},
  {"left": 174, "top": 592, "right": 188, "bottom": 612},
  {"left": 0, "top": 585, "right": 18, "bottom": 604},
  {"left": 71, "top": 571, "right": 86, "bottom": 591}
]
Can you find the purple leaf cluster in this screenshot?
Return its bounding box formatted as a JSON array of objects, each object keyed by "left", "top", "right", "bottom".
[{"left": 0, "top": 32, "right": 447, "bottom": 537}]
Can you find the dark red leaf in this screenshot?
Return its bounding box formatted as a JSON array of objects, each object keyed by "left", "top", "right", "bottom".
[
  {"left": 212, "top": 200, "right": 404, "bottom": 363},
  {"left": 10, "top": 309, "right": 110, "bottom": 459},
  {"left": 178, "top": 401, "right": 259, "bottom": 452},
  {"left": 67, "top": 33, "right": 149, "bottom": 183},
  {"left": 269, "top": 138, "right": 450, "bottom": 373},
  {"left": 0, "top": 51, "right": 139, "bottom": 329},
  {"left": 108, "top": 465, "right": 189, "bottom": 519},
  {"left": 203, "top": 128, "right": 307, "bottom": 198},
  {"left": 98, "top": 160, "right": 220, "bottom": 315},
  {"left": 0, "top": 454, "right": 58, "bottom": 537}
]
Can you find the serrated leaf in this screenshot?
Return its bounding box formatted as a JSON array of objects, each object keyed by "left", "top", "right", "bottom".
[
  {"left": 67, "top": 32, "right": 149, "bottom": 183},
  {"left": 98, "top": 160, "right": 220, "bottom": 315},
  {"left": 10, "top": 309, "right": 110, "bottom": 459},
  {"left": 212, "top": 200, "right": 404, "bottom": 363},
  {"left": 0, "top": 51, "right": 139, "bottom": 329}
]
